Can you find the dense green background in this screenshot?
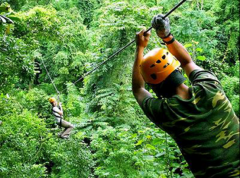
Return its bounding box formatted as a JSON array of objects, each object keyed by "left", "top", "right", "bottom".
[{"left": 0, "top": 0, "right": 239, "bottom": 177}]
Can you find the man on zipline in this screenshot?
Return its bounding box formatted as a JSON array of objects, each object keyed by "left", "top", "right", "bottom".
[
  {"left": 49, "top": 97, "right": 74, "bottom": 139},
  {"left": 132, "top": 14, "right": 239, "bottom": 178}
]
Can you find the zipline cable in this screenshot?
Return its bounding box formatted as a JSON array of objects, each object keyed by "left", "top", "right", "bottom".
[
  {"left": 61, "top": 40, "right": 135, "bottom": 92},
  {"left": 61, "top": 0, "right": 187, "bottom": 93},
  {"left": 40, "top": 58, "right": 61, "bottom": 101}
]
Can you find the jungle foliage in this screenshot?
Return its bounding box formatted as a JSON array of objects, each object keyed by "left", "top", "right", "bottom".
[{"left": 0, "top": 0, "right": 239, "bottom": 177}]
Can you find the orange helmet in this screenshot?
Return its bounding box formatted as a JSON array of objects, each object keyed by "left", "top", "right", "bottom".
[
  {"left": 140, "top": 48, "right": 180, "bottom": 84},
  {"left": 49, "top": 97, "right": 56, "bottom": 104}
]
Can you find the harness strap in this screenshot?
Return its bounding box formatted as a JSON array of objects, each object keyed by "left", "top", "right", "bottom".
[
  {"left": 52, "top": 107, "right": 63, "bottom": 126},
  {"left": 52, "top": 109, "right": 62, "bottom": 117}
]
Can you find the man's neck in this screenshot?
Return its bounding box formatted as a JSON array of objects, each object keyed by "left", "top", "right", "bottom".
[{"left": 176, "top": 84, "right": 190, "bottom": 100}]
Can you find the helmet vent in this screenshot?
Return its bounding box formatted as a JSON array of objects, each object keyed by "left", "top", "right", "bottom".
[
  {"left": 163, "top": 63, "right": 170, "bottom": 68},
  {"left": 150, "top": 64, "right": 155, "bottom": 68},
  {"left": 162, "top": 55, "right": 166, "bottom": 59},
  {"left": 150, "top": 74, "right": 157, "bottom": 80},
  {"left": 156, "top": 60, "right": 161, "bottom": 63}
]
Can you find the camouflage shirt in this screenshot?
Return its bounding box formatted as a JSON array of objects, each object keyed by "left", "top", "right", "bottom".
[{"left": 142, "top": 70, "right": 240, "bottom": 178}]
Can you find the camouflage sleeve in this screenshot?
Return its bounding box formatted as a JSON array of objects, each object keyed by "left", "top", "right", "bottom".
[
  {"left": 189, "top": 69, "right": 221, "bottom": 86},
  {"left": 142, "top": 97, "right": 164, "bottom": 126}
]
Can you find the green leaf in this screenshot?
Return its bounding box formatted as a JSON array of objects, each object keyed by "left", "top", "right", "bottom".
[
  {"left": 7, "top": 16, "right": 21, "bottom": 22},
  {"left": 131, "top": 133, "right": 137, "bottom": 138},
  {"left": 151, "top": 138, "right": 162, "bottom": 145},
  {"left": 0, "top": 6, "right": 10, "bottom": 13},
  {"left": 144, "top": 155, "right": 154, "bottom": 161},
  {"left": 146, "top": 144, "right": 156, "bottom": 150},
  {"left": 155, "top": 152, "right": 165, "bottom": 157},
  {"left": 196, "top": 48, "right": 203, "bottom": 52},
  {"left": 197, "top": 56, "right": 206, "bottom": 61},
  {"left": 184, "top": 44, "right": 192, "bottom": 48},
  {"left": 135, "top": 140, "right": 143, "bottom": 146}
]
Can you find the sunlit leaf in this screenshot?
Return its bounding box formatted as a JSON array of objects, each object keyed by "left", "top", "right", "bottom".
[{"left": 197, "top": 56, "right": 206, "bottom": 61}]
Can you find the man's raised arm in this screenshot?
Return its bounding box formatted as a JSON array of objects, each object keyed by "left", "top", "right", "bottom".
[
  {"left": 132, "top": 29, "right": 152, "bottom": 106},
  {"left": 151, "top": 14, "right": 202, "bottom": 76}
]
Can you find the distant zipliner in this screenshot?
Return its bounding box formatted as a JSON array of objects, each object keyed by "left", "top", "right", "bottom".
[{"left": 49, "top": 97, "right": 74, "bottom": 139}]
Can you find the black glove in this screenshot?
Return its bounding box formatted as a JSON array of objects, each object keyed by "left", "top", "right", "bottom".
[{"left": 151, "top": 14, "right": 170, "bottom": 38}]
